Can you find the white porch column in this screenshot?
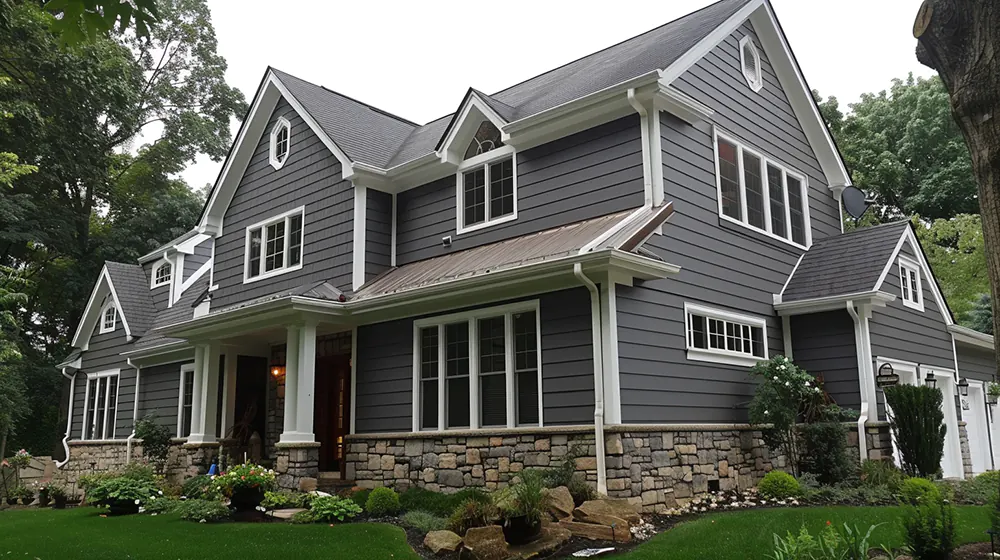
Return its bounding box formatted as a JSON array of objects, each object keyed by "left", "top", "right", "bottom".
[
  {"left": 280, "top": 326, "right": 301, "bottom": 441},
  {"left": 295, "top": 322, "right": 317, "bottom": 440},
  {"left": 220, "top": 352, "right": 237, "bottom": 438},
  {"left": 189, "top": 342, "right": 221, "bottom": 444},
  {"left": 189, "top": 345, "right": 206, "bottom": 438}
]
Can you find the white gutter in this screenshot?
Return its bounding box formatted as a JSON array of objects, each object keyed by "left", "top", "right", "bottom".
[
  {"left": 125, "top": 357, "right": 142, "bottom": 464},
  {"left": 56, "top": 367, "right": 76, "bottom": 468},
  {"left": 626, "top": 88, "right": 654, "bottom": 204},
  {"left": 573, "top": 263, "right": 607, "bottom": 495},
  {"left": 846, "top": 301, "right": 870, "bottom": 462}
]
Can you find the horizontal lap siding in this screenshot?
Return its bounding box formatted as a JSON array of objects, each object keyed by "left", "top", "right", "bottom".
[
  {"left": 212, "top": 98, "right": 354, "bottom": 309},
  {"left": 957, "top": 345, "right": 996, "bottom": 383},
  {"left": 183, "top": 239, "right": 213, "bottom": 282},
  {"left": 869, "top": 241, "right": 955, "bottom": 370},
  {"left": 791, "top": 311, "right": 860, "bottom": 411},
  {"left": 394, "top": 116, "right": 645, "bottom": 266},
  {"left": 138, "top": 361, "right": 191, "bottom": 437},
  {"left": 353, "top": 289, "right": 594, "bottom": 433},
  {"left": 74, "top": 322, "right": 136, "bottom": 439},
  {"left": 143, "top": 262, "right": 169, "bottom": 312},
  {"left": 615, "top": 20, "right": 843, "bottom": 425},
  {"left": 366, "top": 188, "right": 393, "bottom": 281}
]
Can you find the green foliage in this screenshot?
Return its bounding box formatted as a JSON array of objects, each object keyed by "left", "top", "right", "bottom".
[
  {"left": 915, "top": 214, "right": 989, "bottom": 322},
  {"left": 45, "top": 483, "right": 68, "bottom": 499},
  {"left": 769, "top": 522, "right": 883, "bottom": 560},
  {"left": 118, "top": 461, "right": 157, "bottom": 482},
  {"left": 899, "top": 478, "right": 942, "bottom": 506},
  {"left": 176, "top": 498, "right": 230, "bottom": 523},
  {"left": 261, "top": 491, "right": 313, "bottom": 510},
  {"left": 859, "top": 460, "right": 907, "bottom": 491},
  {"left": 950, "top": 470, "right": 1000, "bottom": 505},
  {"left": 86, "top": 476, "right": 160, "bottom": 509},
  {"left": 398, "top": 486, "right": 490, "bottom": 517},
  {"left": 43, "top": 0, "right": 159, "bottom": 44},
  {"left": 289, "top": 509, "right": 316, "bottom": 524},
  {"left": 991, "top": 475, "right": 1000, "bottom": 538},
  {"left": 748, "top": 356, "right": 823, "bottom": 475},
  {"left": 769, "top": 525, "right": 822, "bottom": 560},
  {"left": 902, "top": 496, "right": 957, "bottom": 560},
  {"left": 79, "top": 471, "right": 118, "bottom": 491},
  {"left": 10, "top": 484, "right": 33, "bottom": 499},
  {"left": 400, "top": 510, "right": 447, "bottom": 534},
  {"left": 758, "top": 471, "right": 802, "bottom": 500},
  {"left": 538, "top": 444, "right": 596, "bottom": 505},
  {"left": 364, "top": 487, "right": 400, "bottom": 516},
  {"left": 350, "top": 489, "right": 371, "bottom": 509},
  {"left": 965, "top": 294, "right": 993, "bottom": 335},
  {"left": 180, "top": 475, "right": 218, "bottom": 500},
  {"left": 215, "top": 463, "right": 276, "bottom": 497},
  {"left": 884, "top": 385, "right": 946, "bottom": 478},
  {"left": 497, "top": 470, "right": 549, "bottom": 524},
  {"left": 308, "top": 495, "right": 363, "bottom": 523},
  {"left": 134, "top": 416, "right": 170, "bottom": 472},
  {"left": 800, "top": 422, "right": 852, "bottom": 485},
  {"left": 807, "top": 485, "right": 899, "bottom": 506},
  {"left": 447, "top": 497, "right": 500, "bottom": 536},
  {"left": 567, "top": 477, "right": 598, "bottom": 506},
  {"left": 143, "top": 496, "right": 180, "bottom": 515}
]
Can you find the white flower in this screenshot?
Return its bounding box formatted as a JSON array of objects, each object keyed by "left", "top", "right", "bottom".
[
  {"left": 200, "top": 519, "right": 207, "bottom": 523},
  {"left": 134, "top": 499, "right": 141, "bottom": 505},
  {"left": 779, "top": 365, "right": 786, "bottom": 370},
  {"left": 804, "top": 381, "right": 810, "bottom": 387},
  {"left": 785, "top": 381, "right": 790, "bottom": 387},
  {"left": 773, "top": 376, "right": 779, "bottom": 381},
  {"left": 151, "top": 513, "right": 158, "bottom": 516},
  {"left": 764, "top": 409, "right": 769, "bottom": 415},
  {"left": 138, "top": 507, "right": 146, "bottom": 514},
  {"left": 158, "top": 490, "right": 163, "bottom": 495}
]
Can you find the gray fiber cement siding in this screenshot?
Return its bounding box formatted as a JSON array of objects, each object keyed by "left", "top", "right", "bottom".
[
  {"left": 353, "top": 288, "right": 595, "bottom": 433},
  {"left": 138, "top": 361, "right": 192, "bottom": 437},
  {"left": 614, "top": 20, "right": 843, "bottom": 425},
  {"left": 212, "top": 98, "right": 354, "bottom": 309},
  {"left": 394, "top": 115, "right": 645, "bottom": 266},
  {"left": 791, "top": 311, "right": 861, "bottom": 411},
  {"left": 957, "top": 344, "right": 996, "bottom": 383},
  {"left": 183, "top": 238, "right": 213, "bottom": 282},
  {"left": 73, "top": 321, "right": 136, "bottom": 439},
  {"left": 143, "top": 261, "right": 170, "bottom": 312},
  {"left": 366, "top": 188, "right": 392, "bottom": 281}
]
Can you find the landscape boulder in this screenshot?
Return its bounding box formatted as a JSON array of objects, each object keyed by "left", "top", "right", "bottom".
[
  {"left": 424, "top": 530, "right": 463, "bottom": 555},
  {"left": 543, "top": 486, "right": 575, "bottom": 520},
  {"left": 574, "top": 498, "right": 641, "bottom": 526},
  {"left": 460, "top": 525, "right": 508, "bottom": 560}
]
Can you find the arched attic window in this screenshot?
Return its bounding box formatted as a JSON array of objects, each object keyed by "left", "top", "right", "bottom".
[
  {"left": 100, "top": 302, "right": 117, "bottom": 334},
  {"left": 739, "top": 36, "right": 763, "bottom": 92},
  {"left": 457, "top": 121, "right": 516, "bottom": 233},
  {"left": 152, "top": 260, "right": 172, "bottom": 288},
  {"left": 269, "top": 116, "right": 291, "bottom": 170},
  {"left": 464, "top": 121, "right": 504, "bottom": 159}
]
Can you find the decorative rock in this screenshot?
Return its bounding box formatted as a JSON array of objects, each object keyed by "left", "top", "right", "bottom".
[
  {"left": 424, "top": 530, "right": 463, "bottom": 555},
  {"left": 574, "top": 499, "right": 641, "bottom": 526},
  {"left": 268, "top": 508, "right": 306, "bottom": 520},
  {"left": 544, "top": 486, "right": 575, "bottom": 520},
  {"left": 461, "top": 525, "right": 508, "bottom": 560},
  {"left": 298, "top": 477, "right": 317, "bottom": 493},
  {"left": 507, "top": 525, "right": 571, "bottom": 558},
  {"left": 556, "top": 520, "right": 631, "bottom": 543}
]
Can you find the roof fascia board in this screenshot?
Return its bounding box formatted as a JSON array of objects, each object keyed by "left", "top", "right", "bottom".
[
  {"left": 174, "top": 233, "right": 211, "bottom": 254},
  {"left": 873, "top": 225, "right": 954, "bottom": 326},
  {"left": 138, "top": 229, "right": 198, "bottom": 264},
  {"left": 657, "top": 0, "right": 764, "bottom": 85},
  {"left": 70, "top": 266, "right": 133, "bottom": 350},
  {"left": 653, "top": 84, "right": 715, "bottom": 125},
  {"left": 774, "top": 290, "right": 896, "bottom": 316},
  {"left": 121, "top": 344, "right": 195, "bottom": 368}
]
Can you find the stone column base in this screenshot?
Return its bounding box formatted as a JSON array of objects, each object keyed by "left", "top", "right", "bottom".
[
  {"left": 275, "top": 442, "right": 320, "bottom": 491},
  {"left": 959, "top": 421, "right": 973, "bottom": 478}
]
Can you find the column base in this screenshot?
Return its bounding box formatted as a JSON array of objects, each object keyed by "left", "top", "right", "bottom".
[
  {"left": 185, "top": 433, "right": 218, "bottom": 446},
  {"left": 275, "top": 444, "right": 320, "bottom": 491},
  {"left": 278, "top": 432, "right": 316, "bottom": 445}
]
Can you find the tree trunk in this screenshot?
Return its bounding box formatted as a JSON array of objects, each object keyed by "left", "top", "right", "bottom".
[{"left": 914, "top": 0, "right": 1000, "bottom": 377}]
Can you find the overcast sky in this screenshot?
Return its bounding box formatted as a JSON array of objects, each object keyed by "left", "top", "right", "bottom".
[{"left": 180, "top": 0, "right": 933, "bottom": 190}]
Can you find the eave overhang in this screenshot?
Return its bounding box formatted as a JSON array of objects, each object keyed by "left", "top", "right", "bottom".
[
  {"left": 774, "top": 290, "right": 896, "bottom": 316},
  {"left": 948, "top": 324, "right": 995, "bottom": 350}
]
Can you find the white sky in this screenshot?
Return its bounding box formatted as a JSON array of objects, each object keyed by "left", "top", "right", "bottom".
[{"left": 180, "top": 0, "right": 934, "bottom": 190}]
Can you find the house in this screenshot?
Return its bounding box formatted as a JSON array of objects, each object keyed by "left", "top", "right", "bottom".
[{"left": 54, "top": 0, "right": 997, "bottom": 510}]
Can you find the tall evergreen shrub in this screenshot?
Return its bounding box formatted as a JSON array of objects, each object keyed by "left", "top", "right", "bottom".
[{"left": 884, "top": 385, "right": 946, "bottom": 477}]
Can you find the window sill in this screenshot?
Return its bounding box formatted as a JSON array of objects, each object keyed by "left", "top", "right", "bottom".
[
  {"left": 456, "top": 212, "right": 517, "bottom": 235},
  {"left": 686, "top": 348, "right": 765, "bottom": 368},
  {"left": 902, "top": 300, "right": 925, "bottom": 312},
  {"left": 243, "top": 262, "right": 303, "bottom": 285}
]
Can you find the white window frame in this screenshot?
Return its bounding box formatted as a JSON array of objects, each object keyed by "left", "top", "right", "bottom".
[
  {"left": 898, "top": 256, "right": 925, "bottom": 312},
  {"left": 176, "top": 363, "right": 195, "bottom": 439},
  {"left": 151, "top": 259, "right": 172, "bottom": 289},
  {"left": 99, "top": 302, "right": 117, "bottom": 334},
  {"left": 684, "top": 302, "right": 768, "bottom": 368},
  {"left": 713, "top": 128, "right": 812, "bottom": 250},
  {"left": 455, "top": 144, "right": 518, "bottom": 235},
  {"left": 243, "top": 206, "right": 305, "bottom": 284},
  {"left": 739, "top": 36, "right": 763, "bottom": 92},
  {"left": 269, "top": 116, "right": 291, "bottom": 170},
  {"left": 81, "top": 369, "right": 121, "bottom": 441},
  {"left": 412, "top": 300, "right": 543, "bottom": 432}
]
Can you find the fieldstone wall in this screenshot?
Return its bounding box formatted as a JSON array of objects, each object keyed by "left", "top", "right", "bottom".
[
  {"left": 959, "top": 422, "right": 973, "bottom": 478},
  {"left": 56, "top": 441, "right": 220, "bottom": 496},
  {"left": 275, "top": 444, "right": 320, "bottom": 491},
  {"left": 847, "top": 421, "right": 894, "bottom": 463}
]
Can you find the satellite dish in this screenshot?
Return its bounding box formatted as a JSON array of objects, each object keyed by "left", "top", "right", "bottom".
[{"left": 842, "top": 186, "right": 872, "bottom": 222}]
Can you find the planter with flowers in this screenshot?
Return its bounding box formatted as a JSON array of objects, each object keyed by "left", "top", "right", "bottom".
[
  {"left": 34, "top": 482, "right": 50, "bottom": 507},
  {"left": 11, "top": 485, "right": 34, "bottom": 505},
  {"left": 47, "top": 483, "right": 68, "bottom": 509},
  {"left": 216, "top": 463, "right": 276, "bottom": 513}
]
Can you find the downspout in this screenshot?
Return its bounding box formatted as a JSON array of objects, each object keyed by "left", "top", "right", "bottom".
[
  {"left": 126, "top": 358, "right": 142, "bottom": 464},
  {"left": 573, "top": 263, "right": 607, "bottom": 495},
  {"left": 846, "top": 302, "right": 870, "bottom": 462},
  {"left": 56, "top": 368, "right": 76, "bottom": 468},
  {"left": 627, "top": 88, "right": 654, "bottom": 204}
]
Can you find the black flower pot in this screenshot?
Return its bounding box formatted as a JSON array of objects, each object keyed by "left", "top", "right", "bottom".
[
  {"left": 20, "top": 497, "right": 33, "bottom": 506},
  {"left": 38, "top": 493, "right": 50, "bottom": 507},
  {"left": 107, "top": 500, "right": 141, "bottom": 516},
  {"left": 5, "top": 498, "right": 17, "bottom": 506},
  {"left": 229, "top": 487, "right": 265, "bottom": 512},
  {"left": 53, "top": 496, "right": 67, "bottom": 509},
  {"left": 503, "top": 515, "right": 542, "bottom": 545}
]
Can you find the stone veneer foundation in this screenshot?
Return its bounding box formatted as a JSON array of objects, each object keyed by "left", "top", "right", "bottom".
[{"left": 959, "top": 421, "right": 973, "bottom": 479}]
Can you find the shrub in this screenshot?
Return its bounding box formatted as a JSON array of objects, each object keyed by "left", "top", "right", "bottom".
[
  {"left": 953, "top": 470, "right": 1000, "bottom": 505},
  {"left": 902, "top": 499, "right": 956, "bottom": 560},
  {"left": 567, "top": 477, "right": 597, "bottom": 506},
  {"left": 884, "top": 384, "right": 946, "bottom": 477},
  {"left": 447, "top": 498, "right": 500, "bottom": 536},
  {"left": 310, "top": 495, "right": 363, "bottom": 522},
  {"left": 899, "top": 478, "right": 941, "bottom": 506},
  {"left": 748, "top": 355, "right": 822, "bottom": 475},
  {"left": 808, "top": 485, "right": 897, "bottom": 506},
  {"left": 119, "top": 461, "right": 158, "bottom": 482},
  {"left": 859, "top": 459, "right": 906, "bottom": 491},
  {"left": 350, "top": 489, "right": 371, "bottom": 509},
  {"left": 134, "top": 416, "right": 172, "bottom": 473},
  {"left": 991, "top": 475, "right": 1000, "bottom": 538},
  {"left": 500, "top": 470, "right": 549, "bottom": 524},
  {"left": 769, "top": 525, "right": 821, "bottom": 560},
  {"left": 46, "top": 483, "right": 68, "bottom": 499},
  {"left": 400, "top": 510, "right": 447, "bottom": 534},
  {"left": 86, "top": 476, "right": 160, "bottom": 509},
  {"left": 79, "top": 471, "right": 118, "bottom": 491},
  {"left": 770, "top": 522, "right": 881, "bottom": 560},
  {"left": 800, "top": 421, "right": 853, "bottom": 485},
  {"left": 399, "top": 486, "right": 489, "bottom": 516},
  {"left": 176, "top": 499, "right": 231, "bottom": 523},
  {"left": 143, "top": 496, "right": 180, "bottom": 515},
  {"left": 758, "top": 471, "right": 801, "bottom": 500},
  {"left": 262, "top": 490, "right": 313, "bottom": 510},
  {"left": 10, "top": 485, "right": 33, "bottom": 499},
  {"left": 181, "top": 475, "right": 218, "bottom": 500},
  {"left": 365, "top": 487, "right": 400, "bottom": 516},
  {"left": 215, "top": 463, "right": 276, "bottom": 497},
  {"left": 289, "top": 509, "right": 316, "bottom": 524}
]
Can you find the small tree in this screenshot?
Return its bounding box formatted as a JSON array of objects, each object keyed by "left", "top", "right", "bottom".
[
  {"left": 748, "top": 355, "right": 823, "bottom": 476},
  {"left": 134, "top": 416, "right": 171, "bottom": 473},
  {"left": 884, "top": 384, "right": 946, "bottom": 477}
]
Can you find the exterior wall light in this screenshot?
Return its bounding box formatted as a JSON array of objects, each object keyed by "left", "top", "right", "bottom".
[
  {"left": 958, "top": 378, "right": 970, "bottom": 397},
  {"left": 876, "top": 363, "right": 900, "bottom": 389},
  {"left": 924, "top": 371, "right": 936, "bottom": 389}
]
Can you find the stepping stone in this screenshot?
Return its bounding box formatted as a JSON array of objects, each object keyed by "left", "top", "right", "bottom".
[{"left": 268, "top": 508, "right": 306, "bottom": 520}]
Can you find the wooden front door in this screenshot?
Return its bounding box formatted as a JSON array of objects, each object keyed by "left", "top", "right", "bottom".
[{"left": 314, "top": 355, "right": 351, "bottom": 474}]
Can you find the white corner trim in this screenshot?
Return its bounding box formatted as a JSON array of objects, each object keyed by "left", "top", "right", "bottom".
[
  {"left": 180, "top": 259, "right": 213, "bottom": 294},
  {"left": 738, "top": 35, "right": 764, "bottom": 93},
  {"left": 269, "top": 116, "right": 291, "bottom": 170},
  {"left": 390, "top": 192, "right": 397, "bottom": 267},
  {"left": 781, "top": 315, "right": 793, "bottom": 360},
  {"left": 353, "top": 184, "right": 368, "bottom": 291},
  {"left": 600, "top": 281, "right": 622, "bottom": 424},
  {"left": 873, "top": 226, "right": 952, "bottom": 325},
  {"left": 350, "top": 326, "right": 358, "bottom": 435}
]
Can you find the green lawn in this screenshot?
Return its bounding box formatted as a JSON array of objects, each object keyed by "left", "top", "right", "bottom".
[
  {"left": 0, "top": 507, "right": 419, "bottom": 559},
  {"left": 618, "top": 505, "right": 992, "bottom": 559}
]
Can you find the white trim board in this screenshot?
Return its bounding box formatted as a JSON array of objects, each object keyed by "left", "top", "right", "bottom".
[
  {"left": 70, "top": 265, "right": 133, "bottom": 350},
  {"left": 873, "top": 225, "right": 953, "bottom": 326}
]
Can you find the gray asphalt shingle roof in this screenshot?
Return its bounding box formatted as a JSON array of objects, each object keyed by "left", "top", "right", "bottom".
[
  {"left": 781, "top": 221, "right": 910, "bottom": 302},
  {"left": 271, "top": 0, "right": 751, "bottom": 168},
  {"left": 133, "top": 275, "right": 211, "bottom": 350},
  {"left": 104, "top": 261, "right": 157, "bottom": 336}
]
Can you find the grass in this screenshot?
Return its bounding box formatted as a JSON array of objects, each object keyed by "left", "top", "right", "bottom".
[
  {"left": 0, "top": 507, "right": 419, "bottom": 560},
  {"left": 617, "top": 505, "right": 992, "bottom": 559}
]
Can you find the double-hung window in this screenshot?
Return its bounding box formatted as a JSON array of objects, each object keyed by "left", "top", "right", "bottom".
[
  {"left": 898, "top": 257, "right": 924, "bottom": 311},
  {"left": 414, "top": 301, "right": 541, "bottom": 431},
  {"left": 685, "top": 303, "right": 767, "bottom": 367},
  {"left": 177, "top": 364, "right": 195, "bottom": 438},
  {"left": 714, "top": 131, "right": 811, "bottom": 248},
  {"left": 457, "top": 121, "right": 516, "bottom": 233},
  {"left": 245, "top": 207, "right": 304, "bottom": 282},
  {"left": 83, "top": 370, "right": 120, "bottom": 440},
  {"left": 99, "top": 303, "right": 117, "bottom": 334}
]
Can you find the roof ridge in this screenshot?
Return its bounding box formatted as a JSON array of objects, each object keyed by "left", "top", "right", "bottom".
[{"left": 270, "top": 68, "right": 420, "bottom": 128}]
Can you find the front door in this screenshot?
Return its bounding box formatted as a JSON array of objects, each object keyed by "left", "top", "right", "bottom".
[{"left": 315, "top": 355, "right": 351, "bottom": 475}]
